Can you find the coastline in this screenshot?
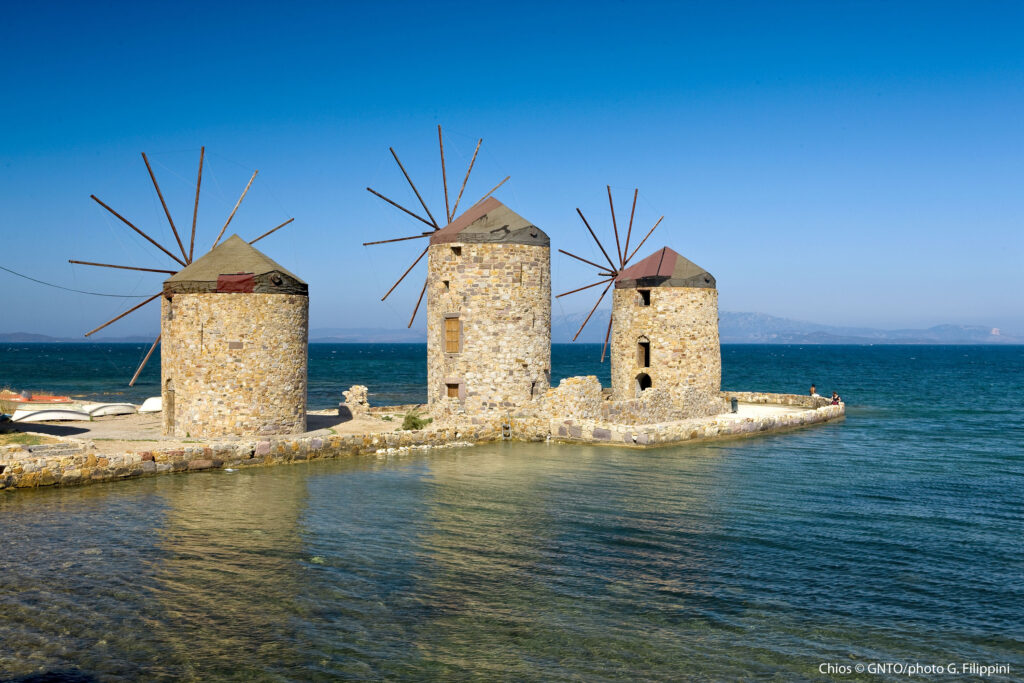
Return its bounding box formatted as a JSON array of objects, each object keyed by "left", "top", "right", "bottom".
[{"left": 1, "top": 392, "right": 844, "bottom": 492}]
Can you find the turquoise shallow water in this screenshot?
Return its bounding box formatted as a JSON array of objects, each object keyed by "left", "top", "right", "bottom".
[{"left": 0, "top": 344, "right": 1022, "bottom": 680}]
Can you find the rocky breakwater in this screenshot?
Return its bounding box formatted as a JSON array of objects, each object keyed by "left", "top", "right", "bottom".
[{"left": 0, "top": 420, "right": 500, "bottom": 492}]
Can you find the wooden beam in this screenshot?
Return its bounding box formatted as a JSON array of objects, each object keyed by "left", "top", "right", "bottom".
[
  {"left": 600, "top": 315, "right": 613, "bottom": 363},
  {"left": 390, "top": 147, "right": 439, "bottom": 229},
  {"left": 381, "top": 245, "right": 429, "bottom": 301},
  {"left": 572, "top": 281, "right": 614, "bottom": 341},
  {"left": 141, "top": 152, "right": 188, "bottom": 262},
  {"left": 556, "top": 276, "right": 614, "bottom": 299},
  {"left": 558, "top": 248, "right": 617, "bottom": 275},
  {"left": 439, "top": 125, "right": 451, "bottom": 224},
  {"left": 212, "top": 169, "right": 258, "bottom": 248},
  {"left": 608, "top": 185, "right": 622, "bottom": 267},
  {"left": 449, "top": 138, "right": 481, "bottom": 219},
  {"left": 85, "top": 292, "right": 161, "bottom": 337},
  {"left": 249, "top": 218, "right": 294, "bottom": 245},
  {"left": 624, "top": 216, "right": 664, "bottom": 265},
  {"left": 90, "top": 195, "right": 186, "bottom": 267},
  {"left": 366, "top": 187, "right": 435, "bottom": 229},
  {"left": 129, "top": 334, "right": 160, "bottom": 387},
  {"left": 622, "top": 188, "right": 638, "bottom": 266},
  {"left": 362, "top": 232, "right": 431, "bottom": 246},
  {"left": 407, "top": 278, "right": 427, "bottom": 328},
  {"left": 470, "top": 175, "right": 509, "bottom": 207},
  {"left": 576, "top": 208, "right": 617, "bottom": 272},
  {"left": 69, "top": 259, "right": 177, "bottom": 275},
  {"left": 189, "top": 146, "right": 204, "bottom": 262}
]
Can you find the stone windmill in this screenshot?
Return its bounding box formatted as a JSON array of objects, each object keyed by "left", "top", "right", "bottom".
[
  {"left": 556, "top": 186, "right": 664, "bottom": 360},
  {"left": 609, "top": 246, "right": 720, "bottom": 417},
  {"left": 362, "top": 126, "right": 508, "bottom": 327},
  {"left": 365, "top": 128, "right": 550, "bottom": 413},
  {"left": 70, "top": 148, "right": 295, "bottom": 386},
  {"left": 559, "top": 187, "right": 720, "bottom": 417},
  {"left": 71, "top": 150, "right": 308, "bottom": 438}
]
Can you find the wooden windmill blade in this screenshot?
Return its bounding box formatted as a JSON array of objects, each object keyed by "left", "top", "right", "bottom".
[
  {"left": 363, "top": 127, "right": 510, "bottom": 327},
  {"left": 74, "top": 148, "right": 296, "bottom": 384},
  {"left": 557, "top": 186, "right": 664, "bottom": 359},
  {"left": 141, "top": 152, "right": 189, "bottom": 262},
  {"left": 129, "top": 335, "right": 160, "bottom": 387}
]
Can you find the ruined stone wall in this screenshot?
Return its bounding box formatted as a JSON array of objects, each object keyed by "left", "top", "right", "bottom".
[
  {"left": 539, "top": 375, "right": 677, "bottom": 425},
  {"left": 161, "top": 293, "right": 308, "bottom": 438},
  {"left": 539, "top": 376, "right": 603, "bottom": 420},
  {"left": 610, "top": 287, "right": 721, "bottom": 418},
  {"left": 426, "top": 242, "right": 551, "bottom": 414}
]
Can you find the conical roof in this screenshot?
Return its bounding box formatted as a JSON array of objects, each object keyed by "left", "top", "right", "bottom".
[
  {"left": 164, "top": 234, "right": 307, "bottom": 295},
  {"left": 614, "top": 246, "right": 715, "bottom": 289},
  {"left": 430, "top": 197, "right": 549, "bottom": 246}
]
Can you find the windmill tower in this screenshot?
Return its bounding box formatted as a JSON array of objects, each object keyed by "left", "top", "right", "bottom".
[
  {"left": 161, "top": 235, "right": 308, "bottom": 438},
  {"left": 363, "top": 127, "right": 551, "bottom": 413},
  {"left": 558, "top": 187, "right": 721, "bottom": 418},
  {"left": 426, "top": 197, "right": 550, "bottom": 412},
  {"left": 610, "top": 247, "right": 721, "bottom": 418},
  {"left": 70, "top": 148, "right": 302, "bottom": 436}
]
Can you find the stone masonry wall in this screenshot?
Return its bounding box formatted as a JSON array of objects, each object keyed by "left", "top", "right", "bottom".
[
  {"left": 161, "top": 292, "right": 308, "bottom": 438},
  {"left": 549, "top": 403, "right": 845, "bottom": 448},
  {"left": 0, "top": 393, "right": 845, "bottom": 492},
  {"left": 426, "top": 242, "right": 551, "bottom": 415},
  {"left": 538, "top": 375, "right": 677, "bottom": 425},
  {"left": 610, "top": 287, "right": 721, "bottom": 419},
  {"left": 721, "top": 391, "right": 830, "bottom": 409},
  {"left": 0, "top": 421, "right": 499, "bottom": 491}
]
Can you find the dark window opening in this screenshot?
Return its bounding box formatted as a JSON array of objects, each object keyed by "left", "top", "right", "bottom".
[
  {"left": 638, "top": 289, "right": 651, "bottom": 306},
  {"left": 443, "top": 280, "right": 450, "bottom": 291},
  {"left": 446, "top": 383, "right": 460, "bottom": 398},
  {"left": 638, "top": 340, "right": 651, "bottom": 367},
  {"left": 636, "top": 373, "right": 652, "bottom": 394},
  {"left": 451, "top": 246, "right": 462, "bottom": 256}
]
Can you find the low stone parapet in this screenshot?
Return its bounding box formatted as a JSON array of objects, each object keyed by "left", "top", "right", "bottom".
[
  {"left": 0, "top": 420, "right": 500, "bottom": 492},
  {"left": 548, "top": 403, "right": 845, "bottom": 448},
  {"left": 721, "top": 391, "right": 830, "bottom": 409},
  {"left": 0, "top": 393, "right": 844, "bottom": 493}
]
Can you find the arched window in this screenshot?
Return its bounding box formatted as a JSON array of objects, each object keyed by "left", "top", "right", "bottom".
[{"left": 635, "top": 373, "right": 652, "bottom": 395}]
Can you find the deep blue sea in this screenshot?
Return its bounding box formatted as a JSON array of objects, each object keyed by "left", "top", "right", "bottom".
[{"left": 1, "top": 344, "right": 1022, "bottom": 680}]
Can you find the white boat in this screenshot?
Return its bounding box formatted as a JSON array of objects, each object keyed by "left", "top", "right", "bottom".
[
  {"left": 11, "top": 408, "right": 92, "bottom": 423},
  {"left": 139, "top": 397, "right": 162, "bottom": 413},
  {"left": 83, "top": 403, "right": 138, "bottom": 417}
]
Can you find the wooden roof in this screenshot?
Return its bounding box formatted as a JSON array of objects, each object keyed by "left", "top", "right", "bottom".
[
  {"left": 430, "top": 197, "right": 549, "bottom": 246},
  {"left": 614, "top": 247, "right": 715, "bottom": 289},
  {"left": 164, "top": 234, "right": 306, "bottom": 294}
]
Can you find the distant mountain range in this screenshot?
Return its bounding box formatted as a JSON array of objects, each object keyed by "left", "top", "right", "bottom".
[
  {"left": 308, "top": 327, "right": 427, "bottom": 343},
  {"left": 2, "top": 314, "right": 1019, "bottom": 345},
  {"left": 554, "top": 312, "right": 1022, "bottom": 345},
  {"left": 719, "top": 313, "right": 1020, "bottom": 345}
]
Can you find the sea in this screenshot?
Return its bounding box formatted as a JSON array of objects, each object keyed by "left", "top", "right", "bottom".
[{"left": 0, "top": 343, "right": 1022, "bottom": 681}]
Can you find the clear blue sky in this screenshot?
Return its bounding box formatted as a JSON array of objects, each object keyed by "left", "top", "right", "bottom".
[{"left": 1, "top": 0, "right": 1021, "bottom": 338}]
